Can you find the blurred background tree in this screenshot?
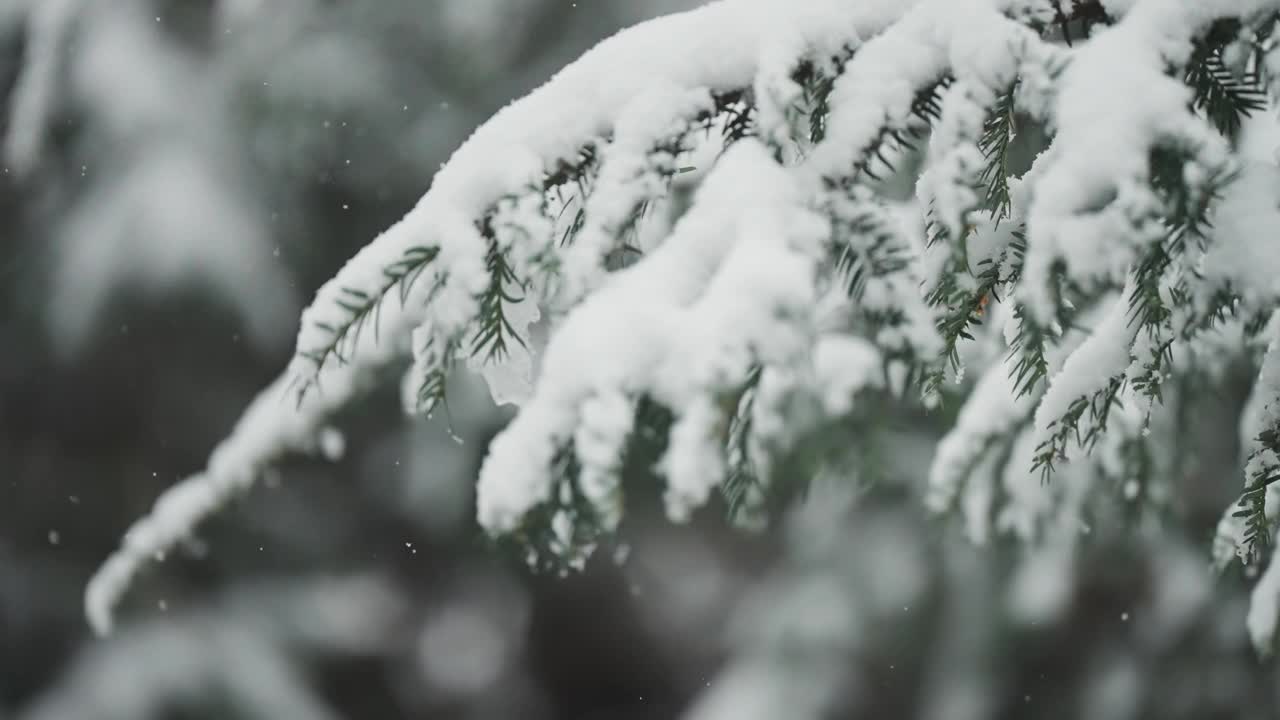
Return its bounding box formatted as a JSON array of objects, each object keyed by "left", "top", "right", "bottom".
[{"left": 2, "top": 1, "right": 1280, "bottom": 719}]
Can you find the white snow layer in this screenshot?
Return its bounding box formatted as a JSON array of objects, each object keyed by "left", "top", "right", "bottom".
[
  {"left": 1018, "top": 0, "right": 1243, "bottom": 322},
  {"left": 87, "top": 0, "right": 920, "bottom": 633},
  {"left": 1032, "top": 280, "right": 1138, "bottom": 447},
  {"left": 87, "top": 0, "right": 1280, "bottom": 637},
  {"left": 475, "top": 140, "right": 828, "bottom": 534},
  {"left": 927, "top": 357, "right": 1036, "bottom": 519},
  {"left": 289, "top": 0, "right": 920, "bottom": 391}
]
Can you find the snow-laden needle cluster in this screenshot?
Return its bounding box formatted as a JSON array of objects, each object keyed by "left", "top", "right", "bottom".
[{"left": 89, "top": 0, "right": 1280, "bottom": 656}]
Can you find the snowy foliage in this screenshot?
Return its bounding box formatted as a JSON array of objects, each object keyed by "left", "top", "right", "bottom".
[{"left": 88, "top": 0, "right": 1280, "bottom": 660}]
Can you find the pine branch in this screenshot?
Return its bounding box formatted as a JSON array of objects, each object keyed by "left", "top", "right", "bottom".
[
  {"left": 1235, "top": 429, "right": 1280, "bottom": 564},
  {"left": 709, "top": 88, "right": 756, "bottom": 144},
  {"left": 1187, "top": 19, "right": 1267, "bottom": 141},
  {"left": 310, "top": 84, "right": 756, "bottom": 400},
  {"left": 978, "top": 84, "right": 1018, "bottom": 221},
  {"left": 504, "top": 396, "right": 681, "bottom": 574},
  {"left": 296, "top": 245, "right": 440, "bottom": 393},
  {"left": 791, "top": 47, "right": 855, "bottom": 145},
  {"left": 924, "top": 214, "right": 1023, "bottom": 385},
  {"left": 832, "top": 203, "right": 911, "bottom": 302},
  {"left": 1126, "top": 146, "right": 1236, "bottom": 403},
  {"left": 917, "top": 80, "right": 1022, "bottom": 392},
  {"left": 932, "top": 242, "right": 1007, "bottom": 370},
  {"left": 723, "top": 366, "right": 763, "bottom": 524},
  {"left": 827, "top": 191, "right": 935, "bottom": 394},
  {"left": 560, "top": 90, "right": 750, "bottom": 256},
  {"left": 1007, "top": 303, "right": 1055, "bottom": 399},
  {"left": 469, "top": 238, "right": 528, "bottom": 363},
  {"left": 542, "top": 144, "right": 601, "bottom": 195},
  {"left": 832, "top": 75, "right": 952, "bottom": 187},
  {"left": 297, "top": 144, "right": 603, "bottom": 392},
  {"left": 1031, "top": 375, "right": 1125, "bottom": 480},
  {"left": 1048, "top": 0, "right": 1111, "bottom": 45},
  {"left": 990, "top": 234, "right": 1062, "bottom": 402},
  {"left": 1034, "top": 141, "right": 1235, "bottom": 475},
  {"left": 1032, "top": 142, "right": 1230, "bottom": 475},
  {"left": 411, "top": 363, "right": 451, "bottom": 419},
  {"left": 504, "top": 441, "right": 599, "bottom": 574}
]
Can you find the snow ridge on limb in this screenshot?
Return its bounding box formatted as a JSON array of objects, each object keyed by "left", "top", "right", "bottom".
[
  {"left": 87, "top": 0, "right": 920, "bottom": 631},
  {"left": 473, "top": 0, "right": 1055, "bottom": 566},
  {"left": 1017, "top": 0, "right": 1253, "bottom": 324},
  {"left": 289, "top": 0, "right": 918, "bottom": 398},
  {"left": 926, "top": 356, "right": 1037, "bottom": 521},
  {"left": 475, "top": 140, "right": 830, "bottom": 550},
  {"left": 88, "top": 0, "right": 1280, "bottom": 649}
]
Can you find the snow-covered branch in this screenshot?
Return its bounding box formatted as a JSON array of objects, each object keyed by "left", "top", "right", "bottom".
[{"left": 87, "top": 0, "right": 1280, "bottom": 658}]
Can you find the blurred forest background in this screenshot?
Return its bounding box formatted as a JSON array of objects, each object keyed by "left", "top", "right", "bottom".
[{"left": 2, "top": 1, "right": 1280, "bottom": 719}]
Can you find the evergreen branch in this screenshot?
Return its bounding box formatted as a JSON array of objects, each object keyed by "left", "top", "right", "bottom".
[
  {"left": 315, "top": 84, "right": 740, "bottom": 388},
  {"left": 978, "top": 84, "right": 1018, "bottom": 221},
  {"left": 1144, "top": 143, "right": 1222, "bottom": 245},
  {"left": 723, "top": 366, "right": 763, "bottom": 524},
  {"left": 1125, "top": 243, "right": 1184, "bottom": 405},
  {"left": 709, "top": 88, "right": 757, "bottom": 143},
  {"left": 469, "top": 235, "right": 528, "bottom": 363},
  {"left": 1018, "top": 140, "right": 1232, "bottom": 476},
  {"left": 1037, "top": 137, "right": 1231, "bottom": 473},
  {"left": 1126, "top": 146, "right": 1235, "bottom": 403},
  {"left": 1048, "top": 0, "right": 1111, "bottom": 45},
  {"left": 297, "top": 143, "right": 603, "bottom": 391},
  {"left": 832, "top": 203, "right": 911, "bottom": 302},
  {"left": 296, "top": 245, "right": 440, "bottom": 392},
  {"left": 827, "top": 191, "right": 935, "bottom": 393},
  {"left": 925, "top": 219, "right": 1023, "bottom": 394},
  {"left": 558, "top": 89, "right": 750, "bottom": 254},
  {"left": 1001, "top": 226, "right": 1029, "bottom": 285},
  {"left": 803, "top": 67, "right": 837, "bottom": 145},
  {"left": 601, "top": 135, "right": 697, "bottom": 267},
  {"left": 832, "top": 75, "right": 952, "bottom": 187},
  {"left": 410, "top": 359, "right": 452, "bottom": 420},
  {"left": 932, "top": 243, "right": 1007, "bottom": 371},
  {"left": 1235, "top": 426, "right": 1280, "bottom": 564},
  {"left": 1031, "top": 375, "right": 1125, "bottom": 480},
  {"left": 542, "top": 144, "right": 601, "bottom": 195},
  {"left": 791, "top": 47, "right": 855, "bottom": 145},
  {"left": 918, "top": 79, "right": 1022, "bottom": 392},
  {"left": 1006, "top": 302, "right": 1055, "bottom": 400},
  {"left": 506, "top": 396, "right": 676, "bottom": 574},
  {"left": 923, "top": 204, "right": 953, "bottom": 250},
  {"left": 503, "top": 441, "right": 601, "bottom": 574},
  {"left": 1186, "top": 19, "right": 1266, "bottom": 141}
]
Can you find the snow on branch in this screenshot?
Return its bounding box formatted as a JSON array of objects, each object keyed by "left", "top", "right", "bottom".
[
  {"left": 88, "top": 0, "right": 1280, "bottom": 652},
  {"left": 1018, "top": 0, "right": 1252, "bottom": 323},
  {"left": 474, "top": 140, "right": 829, "bottom": 546},
  {"left": 86, "top": 0, "right": 922, "bottom": 633},
  {"left": 289, "top": 0, "right": 917, "bottom": 399}
]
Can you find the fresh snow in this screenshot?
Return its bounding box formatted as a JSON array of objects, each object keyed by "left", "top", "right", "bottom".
[{"left": 85, "top": 0, "right": 1280, "bottom": 653}]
